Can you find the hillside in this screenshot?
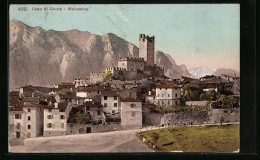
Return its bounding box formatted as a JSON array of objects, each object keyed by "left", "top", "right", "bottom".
[{"left": 9, "top": 21, "right": 193, "bottom": 90}]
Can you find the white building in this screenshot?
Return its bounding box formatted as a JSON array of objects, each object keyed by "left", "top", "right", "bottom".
[
  {"left": 101, "top": 90, "right": 120, "bottom": 115},
  {"left": 43, "top": 101, "right": 71, "bottom": 137},
  {"left": 121, "top": 97, "right": 142, "bottom": 130},
  {"left": 154, "top": 82, "right": 181, "bottom": 107},
  {"left": 9, "top": 103, "right": 44, "bottom": 139}
]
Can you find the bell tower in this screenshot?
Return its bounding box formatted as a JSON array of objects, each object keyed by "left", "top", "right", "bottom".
[{"left": 139, "top": 34, "right": 154, "bottom": 66}]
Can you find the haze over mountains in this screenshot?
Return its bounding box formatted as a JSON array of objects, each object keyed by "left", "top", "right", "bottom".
[
  {"left": 187, "top": 66, "right": 240, "bottom": 79},
  {"left": 9, "top": 21, "right": 194, "bottom": 91}
]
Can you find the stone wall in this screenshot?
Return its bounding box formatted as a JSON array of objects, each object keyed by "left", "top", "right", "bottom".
[
  {"left": 186, "top": 101, "right": 208, "bottom": 106},
  {"left": 66, "top": 122, "right": 122, "bottom": 135},
  {"left": 143, "top": 108, "right": 240, "bottom": 126},
  {"left": 89, "top": 72, "right": 105, "bottom": 84}
]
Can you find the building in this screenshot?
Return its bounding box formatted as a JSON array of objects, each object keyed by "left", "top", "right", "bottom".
[
  {"left": 43, "top": 101, "right": 71, "bottom": 137},
  {"left": 233, "top": 77, "right": 240, "bottom": 95},
  {"left": 154, "top": 81, "right": 181, "bottom": 107},
  {"left": 9, "top": 103, "right": 44, "bottom": 139},
  {"left": 74, "top": 78, "right": 89, "bottom": 88},
  {"left": 121, "top": 97, "right": 142, "bottom": 130},
  {"left": 101, "top": 90, "right": 121, "bottom": 115},
  {"left": 139, "top": 34, "right": 154, "bottom": 66},
  {"left": 75, "top": 85, "right": 109, "bottom": 98},
  {"left": 91, "top": 34, "right": 164, "bottom": 81}
]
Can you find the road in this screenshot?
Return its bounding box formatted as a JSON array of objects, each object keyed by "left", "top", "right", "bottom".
[{"left": 9, "top": 129, "right": 153, "bottom": 153}]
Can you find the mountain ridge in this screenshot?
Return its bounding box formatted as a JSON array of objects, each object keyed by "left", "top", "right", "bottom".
[{"left": 9, "top": 21, "right": 193, "bottom": 91}]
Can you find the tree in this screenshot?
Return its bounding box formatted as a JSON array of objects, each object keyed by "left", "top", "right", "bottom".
[
  {"left": 216, "top": 95, "right": 237, "bottom": 108},
  {"left": 68, "top": 111, "right": 91, "bottom": 126},
  {"left": 104, "top": 71, "right": 113, "bottom": 80},
  {"left": 181, "top": 85, "right": 203, "bottom": 101},
  {"left": 205, "top": 89, "right": 217, "bottom": 101}
]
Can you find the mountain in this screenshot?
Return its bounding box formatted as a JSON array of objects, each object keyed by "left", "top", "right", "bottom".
[
  {"left": 214, "top": 68, "right": 240, "bottom": 77},
  {"left": 187, "top": 66, "right": 215, "bottom": 78},
  {"left": 9, "top": 21, "right": 193, "bottom": 91}
]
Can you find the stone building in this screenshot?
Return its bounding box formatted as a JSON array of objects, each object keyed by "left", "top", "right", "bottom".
[
  {"left": 89, "top": 72, "right": 105, "bottom": 84},
  {"left": 121, "top": 97, "right": 142, "bottom": 130},
  {"left": 91, "top": 34, "right": 164, "bottom": 81},
  {"left": 101, "top": 90, "right": 121, "bottom": 115},
  {"left": 233, "top": 77, "right": 240, "bottom": 95},
  {"left": 43, "top": 101, "right": 71, "bottom": 137},
  {"left": 139, "top": 34, "right": 154, "bottom": 66},
  {"left": 74, "top": 78, "right": 89, "bottom": 88},
  {"left": 154, "top": 81, "right": 181, "bottom": 107},
  {"left": 9, "top": 103, "right": 44, "bottom": 139}
]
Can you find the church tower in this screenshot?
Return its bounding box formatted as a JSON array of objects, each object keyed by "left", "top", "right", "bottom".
[{"left": 139, "top": 34, "right": 155, "bottom": 66}]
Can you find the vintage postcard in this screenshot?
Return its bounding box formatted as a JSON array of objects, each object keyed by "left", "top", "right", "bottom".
[{"left": 9, "top": 4, "right": 240, "bottom": 153}]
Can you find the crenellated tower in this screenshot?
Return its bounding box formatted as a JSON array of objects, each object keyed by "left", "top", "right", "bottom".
[{"left": 139, "top": 34, "right": 155, "bottom": 66}]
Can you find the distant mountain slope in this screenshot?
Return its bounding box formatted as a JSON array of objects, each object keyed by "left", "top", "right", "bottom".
[
  {"left": 214, "top": 68, "right": 240, "bottom": 77},
  {"left": 9, "top": 21, "right": 193, "bottom": 90},
  {"left": 187, "top": 66, "right": 215, "bottom": 78}
]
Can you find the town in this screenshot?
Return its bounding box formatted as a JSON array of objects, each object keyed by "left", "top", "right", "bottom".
[{"left": 9, "top": 34, "right": 240, "bottom": 140}]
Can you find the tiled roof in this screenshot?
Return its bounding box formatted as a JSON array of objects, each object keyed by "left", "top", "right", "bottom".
[
  {"left": 23, "top": 102, "right": 46, "bottom": 108},
  {"left": 59, "top": 94, "right": 83, "bottom": 99},
  {"left": 44, "top": 101, "right": 69, "bottom": 110},
  {"left": 156, "top": 81, "right": 181, "bottom": 88},
  {"left": 198, "top": 82, "right": 218, "bottom": 88},
  {"left": 60, "top": 82, "right": 75, "bottom": 86},
  {"left": 101, "top": 90, "right": 119, "bottom": 97},
  {"left": 84, "top": 100, "right": 102, "bottom": 107},
  {"left": 143, "top": 103, "right": 157, "bottom": 109},
  {"left": 75, "top": 86, "right": 113, "bottom": 92},
  {"left": 121, "top": 97, "right": 141, "bottom": 102},
  {"left": 23, "top": 97, "right": 40, "bottom": 102},
  {"left": 9, "top": 106, "right": 23, "bottom": 111}
]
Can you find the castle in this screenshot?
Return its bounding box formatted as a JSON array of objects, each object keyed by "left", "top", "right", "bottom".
[{"left": 91, "top": 34, "right": 164, "bottom": 83}]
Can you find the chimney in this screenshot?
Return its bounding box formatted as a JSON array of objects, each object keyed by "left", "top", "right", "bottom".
[
  {"left": 54, "top": 102, "right": 58, "bottom": 108},
  {"left": 148, "top": 91, "right": 151, "bottom": 96}
]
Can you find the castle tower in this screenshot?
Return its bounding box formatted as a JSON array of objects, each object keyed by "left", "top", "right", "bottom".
[{"left": 139, "top": 34, "right": 155, "bottom": 66}]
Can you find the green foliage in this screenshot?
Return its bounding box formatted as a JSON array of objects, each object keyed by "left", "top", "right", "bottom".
[
  {"left": 56, "top": 88, "right": 76, "bottom": 96},
  {"left": 68, "top": 111, "right": 91, "bottom": 126},
  {"left": 137, "top": 124, "right": 239, "bottom": 152},
  {"left": 153, "top": 104, "right": 210, "bottom": 113},
  {"left": 181, "top": 85, "right": 203, "bottom": 101},
  {"left": 216, "top": 95, "right": 238, "bottom": 108},
  {"left": 104, "top": 71, "right": 113, "bottom": 80}
]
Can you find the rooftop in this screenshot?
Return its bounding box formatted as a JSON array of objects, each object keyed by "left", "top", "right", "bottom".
[{"left": 121, "top": 97, "right": 141, "bottom": 102}]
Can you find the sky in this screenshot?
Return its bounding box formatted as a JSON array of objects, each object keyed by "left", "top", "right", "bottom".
[{"left": 10, "top": 4, "right": 240, "bottom": 71}]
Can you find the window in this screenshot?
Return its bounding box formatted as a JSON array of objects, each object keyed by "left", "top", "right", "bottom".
[
  {"left": 60, "top": 123, "right": 64, "bottom": 128},
  {"left": 104, "top": 96, "right": 107, "bottom": 100},
  {"left": 168, "top": 94, "right": 170, "bottom": 97},
  {"left": 47, "top": 123, "right": 52, "bottom": 128},
  {"left": 158, "top": 94, "right": 159, "bottom": 97},
  {"left": 168, "top": 101, "right": 170, "bottom": 105},
  {"left": 166, "top": 88, "right": 167, "bottom": 90},
  {"left": 104, "top": 103, "right": 107, "bottom": 107},
  {"left": 16, "top": 123, "right": 21, "bottom": 129},
  {"left": 59, "top": 109, "right": 65, "bottom": 112},
  {"left": 47, "top": 115, "right": 53, "bottom": 119},
  {"left": 130, "top": 104, "right": 136, "bottom": 108},
  {"left": 175, "top": 93, "right": 177, "bottom": 97},
  {"left": 97, "top": 110, "right": 101, "bottom": 115},
  {"left": 48, "top": 109, "right": 52, "bottom": 112},
  {"left": 112, "top": 110, "right": 115, "bottom": 114},
  {"left": 114, "top": 103, "right": 117, "bottom": 107},
  {"left": 122, "top": 63, "right": 124, "bottom": 65},
  {"left": 28, "top": 116, "right": 31, "bottom": 121},
  {"left": 162, "top": 94, "right": 164, "bottom": 97},
  {"left": 160, "top": 88, "right": 161, "bottom": 90},
  {"left": 28, "top": 108, "right": 31, "bottom": 112},
  {"left": 175, "top": 101, "right": 178, "bottom": 105},
  {"left": 60, "top": 115, "right": 65, "bottom": 119},
  {"left": 132, "top": 112, "right": 136, "bottom": 117},
  {"left": 86, "top": 106, "right": 90, "bottom": 111},
  {"left": 114, "top": 96, "right": 117, "bottom": 100},
  {"left": 28, "top": 125, "right": 31, "bottom": 129},
  {"left": 27, "top": 133, "right": 31, "bottom": 138},
  {"left": 15, "top": 114, "right": 21, "bottom": 119},
  {"left": 97, "top": 91, "right": 100, "bottom": 94}
]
